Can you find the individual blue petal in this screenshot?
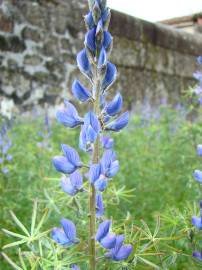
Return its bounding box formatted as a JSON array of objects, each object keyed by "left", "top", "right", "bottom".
[
  {"left": 85, "top": 28, "right": 96, "bottom": 52},
  {"left": 113, "top": 244, "right": 133, "bottom": 261},
  {"left": 61, "top": 176, "right": 76, "bottom": 196},
  {"left": 106, "top": 93, "right": 123, "bottom": 116},
  {"left": 77, "top": 49, "right": 92, "bottom": 79},
  {"left": 72, "top": 80, "right": 91, "bottom": 102},
  {"left": 100, "top": 233, "right": 116, "bottom": 249},
  {"left": 51, "top": 227, "right": 70, "bottom": 246},
  {"left": 194, "top": 86, "right": 202, "bottom": 95},
  {"left": 107, "top": 234, "right": 133, "bottom": 261},
  {"left": 61, "top": 218, "right": 78, "bottom": 244},
  {"left": 106, "top": 111, "right": 129, "bottom": 132},
  {"left": 192, "top": 216, "right": 202, "bottom": 229},
  {"left": 52, "top": 156, "right": 75, "bottom": 174},
  {"left": 107, "top": 160, "right": 119, "bottom": 178},
  {"left": 85, "top": 11, "right": 95, "bottom": 29},
  {"left": 102, "top": 62, "right": 117, "bottom": 91},
  {"left": 61, "top": 144, "right": 81, "bottom": 167},
  {"left": 96, "top": 19, "right": 103, "bottom": 35},
  {"left": 199, "top": 96, "right": 202, "bottom": 104},
  {"left": 96, "top": 220, "right": 111, "bottom": 242},
  {"left": 70, "top": 170, "right": 83, "bottom": 190},
  {"left": 85, "top": 112, "right": 101, "bottom": 134},
  {"left": 96, "top": 193, "right": 104, "bottom": 217},
  {"left": 193, "top": 250, "right": 202, "bottom": 261},
  {"left": 102, "top": 8, "right": 110, "bottom": 24},
  {"left": 98, "top": 47, "right": 107, "bottom": 68},
  {"left": 103, "top": 31, "right": 112, "bottom": 50},
  {"left": 197, "top": 56, "right": 202, "bottom": 65},
  {"left": 79, "top": 125, "right": 87, "bottom": 151},
  {"left": 86, "top": 125, "right": 98, "bottom": 143},
  {"left": 56, "top": 100, "right": 83, "bottom": 128},
  {"left": 101, "top": 136, "right": 114, "bottom": 149},
  {"left": 101, "top": 150, "right": 119, "bottom": 178},
  {"left": 94, "top": 177, "right": 107, "bottom": 192},
  {"left": 89, "top": 164, "right": 102, "bottom": 183},
  {"left": 194, "top": 170, "right": 202, "bottom": 183},
  {"left": 197, "top": 145, "right": 202, "bottom": 156}
]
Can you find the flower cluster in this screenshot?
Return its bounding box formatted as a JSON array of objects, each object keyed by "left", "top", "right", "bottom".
[
  {"left": 193, "top": 56, "right": 202, "bottom": 104},
  {"left": 0, "top": 121, "right": 12, "bottom": 175},
  {"left": 51, "top": 0, "right": 132, "bottom": 268}
]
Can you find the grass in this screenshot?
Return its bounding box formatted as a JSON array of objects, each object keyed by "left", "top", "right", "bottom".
[{"left": 1, "top": 105, "right": 202, "bottom": 269}]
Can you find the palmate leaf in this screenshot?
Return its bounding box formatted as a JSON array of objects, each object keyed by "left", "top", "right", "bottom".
[{"left": 2, "top": 200, "right": 49, "bottom": 250}]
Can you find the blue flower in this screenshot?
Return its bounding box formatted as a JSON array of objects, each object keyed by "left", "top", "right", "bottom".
[
  {"left": 101, "top": 150, "right": 119, "bottom": 178},
  {"left": 53, "top": 144, "right": 82, "bottom": 174},
  {"left": 193, "top": 71, "right": 202, "bottom": 86},
  {"left": 101, "top": 136, "right": 114, "bottom": 149},
  {"left": 192, "top": 201, "right": 202, "bottom": 230},
  {"left": 88, "top": 164, "right": 107, "bottom": 192},
  {"left": 197, "top": 56, "right": 202, "bottom": 65},
  {"left": 79, "top": 112, "right": 101, "bottom": 151},
  {"left": 56, "top": 100, "right": 83, "bottom": 128},
  {"left": 61, "top": 171, "right": 83, "bottom": 196},
  {"left": 197, "top": 145, "right": 202, "bottom": 156},
  {"left": 77, "top": 49, "right": 92, "bottom": 80},
  {"left": 193, "top": 250, "right": 202, "bottom": 261},
  {"left": 96, "top": 193, "right": 104, "bottom": 217},
  {"left": 102, "top": 62, "right": 117, "bottom": 91},
  {"left": 105, "top": 93, "right": 123, "bottom": 116},
  {"left": 106, "top": 111, "right": 129, "bottom": 132},
  {"left": 51, "top": 218, "right": 79, "bottom": 246},
  {"left": 96, "top": 220, "right": 116, "bottom": 249},
  {"left": 98, "top": 47, "right": 107, "bottom": 68},
  {"left": 194, "top": 170, "right": 202, "bottom": 183},
  {"left": 84, "top": 11, "right": 95, "bottom": 30},
  {"left": 71, "top": 265, "right": 80, "bottom": 270},
  {"left": 105, "top": 234, "right": 133, "bottom": 261},
  {"left": 72, "top": 80, "right": 92, "bottom": 102}
]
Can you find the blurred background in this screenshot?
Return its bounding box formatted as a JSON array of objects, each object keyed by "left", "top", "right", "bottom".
[{"left": 1, "top": 0, "right": 202, "bottom": 269}]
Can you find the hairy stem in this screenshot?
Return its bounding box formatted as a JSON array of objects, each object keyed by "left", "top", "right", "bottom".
[{"left": 89, "top": 77, "right": 100, "bottom": 270}]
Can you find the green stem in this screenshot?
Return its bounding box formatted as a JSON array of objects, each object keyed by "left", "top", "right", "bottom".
[{"left": 89, "top": 78, "right": 100, "bottom": 270}]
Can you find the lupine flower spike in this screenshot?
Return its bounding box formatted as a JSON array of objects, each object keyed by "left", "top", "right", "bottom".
[{"left": 51, "top": 0, "right": 132, "bottom": 268}]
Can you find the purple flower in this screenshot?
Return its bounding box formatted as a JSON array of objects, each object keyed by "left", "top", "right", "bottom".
[
  {"left": 194, "top": 170, "right": 202, "bottom": 184},
  {"left": 96, "top": 220, "right": 116, "bottom": 249},
  {"left": 88, "top": 164, "right": 107, "bottom": 192},
  {"left": 77, "top": 48, "right": 92, "bottom": 80},
  {"left": 101, "top": 136, "right": 114, "bottom": 149},
  {"left": 61, "top": 171, "right": 83, "bottom": 196},
  {"left": 197, "top": 56, "right": 202, "bottom": 65},
  {"left": 51, "top": 218, "right": 79, "bottom": 246},
  {"left": 72, "top": 80, "right": 92, "bottom": 102},
  {"left": 197, "top": 145, "right": 202, "bottom": 156},
  {"left": 98, "top": 47, "right": 107, "bottom": 68},
  {"left": 96, "top": 193, "right": 104, "bottom": 217},
  {"left": 53, "top": 144, "right": 82, "bottom": 174},
  {"left": 105, "top": 235, "right": 133, "bottom": 261},
  {"left": 102, "top": 62, "right": 117, "bottom": 91},
  {"left": 101, "top": 150, "right": 119, "bottom": 178},
  {"left": 193, "top": 250, "right": 202, "bottom": 261},
  {"left": 192, "top": 201, "right": 202, "bottom": 230},
  {"left": 105, "top": 93, "right": 123, "bottom": 116},
  {"left": 56, "top": 100, "right": 83, "bottom": 128},
  {"left": 71, "top": 265, "right": 80, "bottom": 270},
  {"left": 2, "top": 167, "right": 9, "bottom": 174},
  {"left": 79, "top": 112, "right": 101, "bottom": 151},
  {"left": 193, "top": 71, "right": 202, "bottom": 84},
  {"left": 106, "top": 112, "right": 129, "bottom": 132},
  {"left": 84, "top": 12, "right": 95, "bottom": 29}
]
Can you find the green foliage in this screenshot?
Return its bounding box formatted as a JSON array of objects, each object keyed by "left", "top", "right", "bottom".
[{"left": 1, "top": 106, "right": 202, "bottom": 269}]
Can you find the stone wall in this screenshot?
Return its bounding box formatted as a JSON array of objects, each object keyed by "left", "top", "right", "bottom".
[{"left": 0, "top": 0, "right": 202, "bottom": 115}]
